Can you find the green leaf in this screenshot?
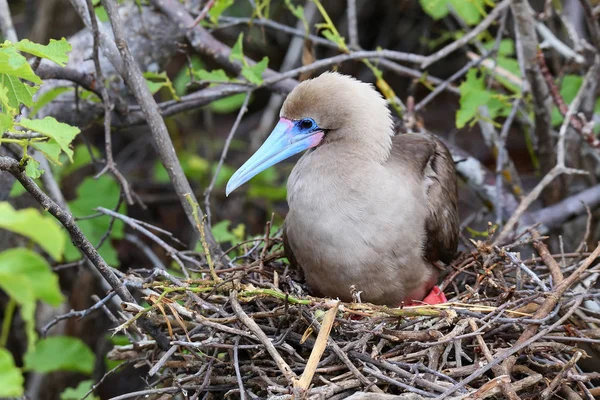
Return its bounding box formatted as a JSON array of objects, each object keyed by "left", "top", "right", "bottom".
[
  {"left": 284, "top": 0, "right": 308, "bottom": 31},
  {"left": 242, "top": 56, "right": 269, "bottom": 85},
  {"left": 550, "top": 75, "right": 582, "bottom": 126},
  {"left": 54, "top": 144, "right": 100, "bottom": 182},
  {"left": 0, "top": 111, "right": 12, "bottom": 132},
  {"left": 24, "top": 336, "right": 95, "bottom": 374},
  {"left": 211, "top": 220, "right": 239, "bottom": 244},
  {"left": 0, "top": 82, "right": 13, "bottom": 113},
  {"left": 0, "top": 274, "right": 36, "bottom": 348},
  {"left": 0, "top": 349, "right": 24, "bottom": 397},
  {"left": 210, "top": 92, "right": 249, "bottom": 113},
  {"left": 0, "top": 47, "right": 42, "bottom": 83},
  {"left": 61, "top": 380, "right": 99, "bottom": 400},
  {"left": 229, "top": 33, "right": 245, "bottom": 64},
  {"left": 14, "top": 38, "right": 72, "bottom": 67},
  {"left": 29, "top": 86, "right": 70, "bottom": 116},
  {"left": 95, "top": 5, "right": 109, "bottom": 22},
  {"left": 143, "top": 71, "right": 180, "bottom": 101},
  {"left": 25, "top": 157, "right": 43, "bottom": 179},
  {"left": 321, "top": 29, "right": 346, "bottom": 49},
  {"left": 483, "top": 38, "right": 515, "bottom": 56},
  {"left": 173, "top": 56, "right": 204, "bottom": 95},
  {"left": 449, "top": 0, "right": 485, "bottom": 25},
  {"left": 0, "top": 248, "right": 63, "bottom": 349},
  {"left": 419, "top": 0, "right": 450, "bottom": 20},
  {"left": 154, "top": 153, "right": 210, "bottom": 183},
  {"left": 456, "top": 69, "right": 511, "bottom": 128},
  {"left": 64, "top": 176, "right": 125, "bottom": 266},
  {"left": 0, "top": 248, "right": 63, "bottom": 306},
  {"left": 208, "top": 0, "right": 235, "bottom": 23},
  {"left": 0, "top": 73, "right": 38, "bottom": 108},
  {"left": 0, "top": 202, "right": 65, "bottom": 259},
  {"left": 31, "top": 140, "right": 63, "bottom": 165},
  {"left": 194, "top": 68, "right": 230, "bottom": 83},
  {"left": 17, "top": 117, "right": 80, "bottom": 162}
]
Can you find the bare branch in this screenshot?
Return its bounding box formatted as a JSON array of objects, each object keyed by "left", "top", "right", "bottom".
[{"left": 100, "top": 0, "right": 220, "bottom": 253}]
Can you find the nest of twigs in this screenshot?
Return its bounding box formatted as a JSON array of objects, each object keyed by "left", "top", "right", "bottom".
[{"left": 108, "top": 228, "right": 600, "bottom": 400}]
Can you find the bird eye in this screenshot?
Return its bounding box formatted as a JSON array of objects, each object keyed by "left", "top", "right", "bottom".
[{"left": 299, "top": 118, "right": 314, "bottom": 131}]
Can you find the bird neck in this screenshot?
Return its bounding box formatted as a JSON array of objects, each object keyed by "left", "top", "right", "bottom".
[{"left": 321, "top": 125, "right": 393, "bottom": 164}]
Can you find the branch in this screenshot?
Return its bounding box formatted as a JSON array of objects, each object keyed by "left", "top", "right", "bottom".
[
  {"left": 0, "top": 0, "right": 18, "bottom": 42},
  {"left": 512, "top": 0, "right": 555, "bottom": 191},
  {"left": 99, "top": 0, "right": 220, "bottom": 253},
  {"left": 0, "top": 156, "right": 169, "bottom": 349}
]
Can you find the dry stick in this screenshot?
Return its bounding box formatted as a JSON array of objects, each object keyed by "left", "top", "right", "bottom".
[
  {"left": 420, "top": 0, "right": 510, "bottom": 68},
  {"left": 204, "top": 91, "right": 251, "bottom": 224},
  {"left": 499, "top": 243, "right": 600, "bottom": 378},
  {"left": 434, "top": 296, "right": 585, "bottom": 399},
  {"left": 539, "top": 51, "right": 600, "bottom": 149},
  {"left": 295, "top": 302, "right": 339, "bottom": 392},
  {"left": 469, "top": 319, "right": 520, "bottom": 400},
  {"left": 540, "top": 351, "right": 582, "bottom": 399},
  {"left": 0, "top": 0, "right": 17, "bottom": 42},
  {"left": 84, "top": 0, "right": 134, "bottom": 205},
  {"left": 494, "top": 62, "right": 597, "bottom": 245},
  {"left": 578, "top": 0, "right": 600, "bottom": 50},
  {"left": 96, "top": 207, "right": 195, "bottom": 278},
  {"left": 41, "top": 292, "right": 117, "bottom": 337},
  {"left": 415, "top": 49, "right": 492, "bottom": 112},
  {"left": 531, "top": 230, "right": 564, "bottom": 285},
  {"left": 346, "top": 0, "right": 359, "bottom": 49},
  {"left": 233, "top": 336, "right": 246, "bottom": 400},
  {"left": 512, "top": 0, "right": 556, "bottom": 201},
  {"left": 99, "top": 0, "right": 220, "bottom": 253},
  {"left": 229, "top": 290, "right": 298, "bottom": 385},
  {"left": 0, "top": 156, "right": 169, "bottom": 349},
  {"left": 148, "top": 345, "right": 178, "bottom": 376},
  {"left": 190, "top": 0, "right": 215, "bottom": 28},
  {"left": 68, "top": 0, "right": 124, "bottom": 74}
]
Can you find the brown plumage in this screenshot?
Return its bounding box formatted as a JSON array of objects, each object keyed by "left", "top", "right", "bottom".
[{"left": 228, "top": 72, "right": 459, "bottom": 306}]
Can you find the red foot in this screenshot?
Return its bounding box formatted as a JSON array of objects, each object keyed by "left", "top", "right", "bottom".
[{"left": 405, "top": 286, "right": 447, "bottom": 306}]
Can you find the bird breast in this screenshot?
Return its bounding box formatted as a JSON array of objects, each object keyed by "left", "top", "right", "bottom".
[{"left": 284, "top": 150, "right": 434, "bottom": 304}]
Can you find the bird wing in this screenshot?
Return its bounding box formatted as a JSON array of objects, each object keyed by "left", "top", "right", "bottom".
[{"left": 389, "top": 133, "right": 459, "bottom": 264}]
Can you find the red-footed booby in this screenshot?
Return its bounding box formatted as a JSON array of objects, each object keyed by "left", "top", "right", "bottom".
[{"left": 226, "top": 72, "right": 459, "bottom": 306}]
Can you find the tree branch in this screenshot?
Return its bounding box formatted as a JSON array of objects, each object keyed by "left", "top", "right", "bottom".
[{"left": 99, "top": 0, "right": 220, "bottom": 253}]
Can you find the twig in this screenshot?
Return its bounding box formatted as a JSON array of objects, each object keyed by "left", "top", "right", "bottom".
[
  {"left": 148, "top": 345, "right": 178, "bottom": 376},
  {"left": 536, "top": 22, "right": 585, "bottom": 64},
  {"left": 84, "top": 0, "right": 134, "bottom": 205},
  {"left": 204, "top": 91, "right": 251, "bottom": 224},
  {"left": 190, "top": 0, "right": 215, "bottom": 28},
  {"left": 420, "top": 0, "right": 511, "bottom": 68},
  {"left": 233, "top": 336, "right": 246, "bottom": 400},
  {"left": 41, "top": 292, "right": 117, "bottom": 337},
  {"left": 0, "top": 0, "right": 18, "bottom": 42},
  {"left": 295, "top": 303, "right": 339, "bottom": 392},
  {"left": 346, "top": 0, "right": 359, "bottom": 49},
  {"left": 230, "top": 290, "right": 298, "bottom": 385},
  {"left": 531, "top": 230, "right": 564, "bottom": 284},
  {"left": 540, "top": 351, "right": 582, "bottom": 399},
  {"left": 434, "top": 296, "right": 585, "bottom": 399}
]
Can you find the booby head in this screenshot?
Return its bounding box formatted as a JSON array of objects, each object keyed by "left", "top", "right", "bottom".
[{"left": 226, "top": 71, "right": 393, "bottom": 195}]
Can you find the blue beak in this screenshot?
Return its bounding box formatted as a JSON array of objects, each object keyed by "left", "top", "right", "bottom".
[{"left": 226, "top": 118, "right": 324, "bottom": 196}]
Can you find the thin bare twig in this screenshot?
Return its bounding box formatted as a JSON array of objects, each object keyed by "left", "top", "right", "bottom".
[{"left": 204, "top": 91, "right": 251, "bottom": 224}]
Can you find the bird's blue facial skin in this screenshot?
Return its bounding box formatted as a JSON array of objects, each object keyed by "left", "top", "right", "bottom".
[{"left": 226, "top": 117, "right": 325, "bottom": 196}]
